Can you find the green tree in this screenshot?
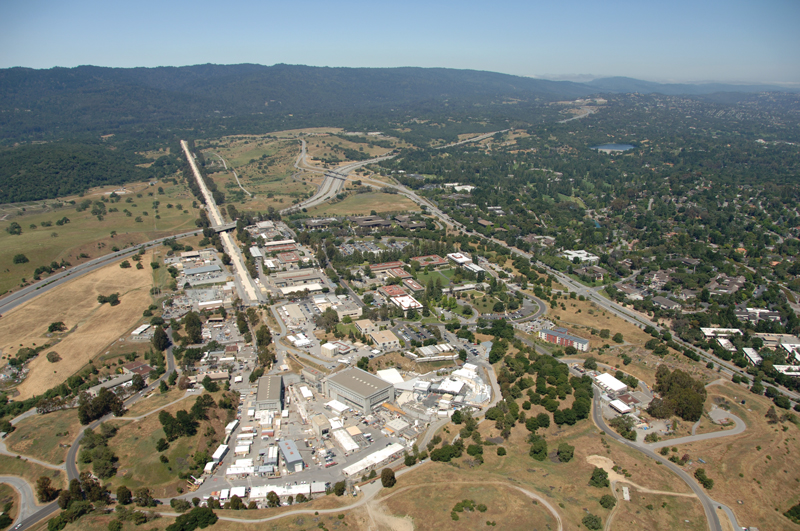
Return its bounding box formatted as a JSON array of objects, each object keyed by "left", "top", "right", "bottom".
[
  {"left": 599, "top": 494, "right": 616, "bottom": 509},
  {"left": 13, "top": 253, "right": 29, "bottom": 264},
  {"left": 612, "top": 333, "right": 624, "bottom": 343},
  {"left": 582, "top": 513, "right": 602, "bottom": 530},
  {"left": 116, "top": 485, "right": 132, "bottom": 505},
  {"left": 152, "top": 326, "right": 170, "bottom": 351},
  {"left": 333, "top": 481, "right": 347, "bottom": 496},
  {"left": 583, "top": 357, "right": 598, "bottom": 370},
  {"left": 380, "top": 467, "right": 396, "bottom": 488},
  {"left": 589, "top": 467, "right": 609, "bottom": 488},
  {"left": 557, "top": 442, "right": 574, "bottom": 463},
  {"left": 202, "top": 376, "right": 219, "bottom": 392},
  {"left": 36, "top": 476, "right": 58, "bottom": 502}
]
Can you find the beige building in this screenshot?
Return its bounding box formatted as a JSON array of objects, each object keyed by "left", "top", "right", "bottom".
[
  {"left": 369, "top": 330, "right": 400, "bottom": 351},
  {"left": 354, "top": 319, "right": 378, "bottom": 335}
]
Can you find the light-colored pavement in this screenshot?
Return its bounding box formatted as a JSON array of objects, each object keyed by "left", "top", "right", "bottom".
[
  {"left": 212, "top": 153, "right": 252, "bottom": 197},
  {"left": 0, "top": 476, "right": 45, "bottom": 524},
  {"left": 117, "top": 391, "right": 193, "bottom": 421},
  {"left": 434, "top": 129, "right": 509, "bottom": 149},
  {"left": 181, "top": 140, "right": 261, "bottom": 304},
  {"left": 592, "top": 391, "right": 742, "bottom": 531}
]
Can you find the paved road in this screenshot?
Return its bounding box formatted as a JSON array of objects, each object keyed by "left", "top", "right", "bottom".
[
  {"left": 0, "top": 476, "right": 48, "bottom": 526},
  {"left": 434, "top": 129, "right": 509, "bottom": 149},
  {"left": 0, "top": 230, "right": 201, "bottom": 315},
  {"left": 591, "top": 391, "right": 741, "bottom": 531}
]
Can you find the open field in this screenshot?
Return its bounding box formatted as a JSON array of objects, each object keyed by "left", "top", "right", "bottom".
[
  {"left": 5, "top": 409, "right": 81, "bottom": 465},
  {"left": 0, "top": 180, "right": 198, "bottom": 295},
  {"left": 609, "top": 489, "right": 706, "bottom": 531},
  {"left": 1, "top": 256, "right": 155, "bottom": 400},
  {"left": 380, "top": 479, "right": 556, "bottom": 531},
  {"left": 122, "top": 388, "right": 189, "bottom": 418},
  {"left": 663, "top": 382, "right": 800, "bottom": 530},
  {"left": 102, "top": 392, "right": 232, "bottom": 497},
  {"left": 306, "top": 192, "right": 419, "bottom": 217},
  {"left": 0, "top": 455, "right": 64, "bottom": 489}
]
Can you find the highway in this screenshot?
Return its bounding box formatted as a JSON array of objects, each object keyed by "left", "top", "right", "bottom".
[
  {"left": 434, "top": 129, "right": 509, "bottom": 149},
  {"left": 0, "top": 230, "right": 201, "bottom": 316},
  {"left": 282, "top": 141, "right": 396, "bottom": 215}
]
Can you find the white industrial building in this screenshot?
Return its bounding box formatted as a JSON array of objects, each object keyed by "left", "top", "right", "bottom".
[
  {"left": 390, "top": 295, "right": 423, "bottom": 311},
  {"left": 323, "top": 367, "right": 395, "bottom": 414},
  {"left": 342, "top": 443, "right": 405, "bottom": 477},
  {"left": 594, "top": 372, "right": 628, "bottom": 394}
]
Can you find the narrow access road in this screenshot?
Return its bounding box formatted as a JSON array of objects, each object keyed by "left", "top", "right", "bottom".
[
  {"left": 0, "top": 476, "right": 47, "bottom": 527},
  {"left": 592, "top": 391, "right": 742, "bottom": 531}
]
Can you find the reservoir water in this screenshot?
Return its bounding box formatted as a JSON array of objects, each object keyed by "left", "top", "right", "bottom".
[{"left": 591, "top": 143, "right": 635, "bottom": 152}]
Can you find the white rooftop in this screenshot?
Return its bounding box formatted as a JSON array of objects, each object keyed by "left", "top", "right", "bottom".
[
  {"left": 376, "top": 368, "right": 405, "bottom": 385},
  {"left": 595, "top": 372, "right": 627, "bottom": 392}
]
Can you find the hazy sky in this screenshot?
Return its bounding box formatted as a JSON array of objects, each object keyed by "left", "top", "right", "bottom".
[{"left": 2, "top": 0, "right": 799, "bottom": 84}]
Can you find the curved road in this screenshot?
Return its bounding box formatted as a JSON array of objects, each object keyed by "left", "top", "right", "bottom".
[{"left": 592, "top": 391, "right": 742, "bottom": 531}]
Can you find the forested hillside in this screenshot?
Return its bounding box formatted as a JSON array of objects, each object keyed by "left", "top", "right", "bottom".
[{"left": 0, "top": 143, "right": 178, "bottom": 203}]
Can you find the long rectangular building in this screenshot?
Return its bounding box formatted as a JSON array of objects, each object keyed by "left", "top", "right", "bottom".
[
  {"left": 538, "top": 329, "right": 589, "bottom": 352},
  {"left": 323, "top": 367, "right": 394, "bottom": 414},
  {"left": 255, "top": 376, "right": 284, "bottom": 411}
]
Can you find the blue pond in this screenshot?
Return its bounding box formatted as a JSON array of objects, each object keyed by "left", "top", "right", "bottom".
[{"left": 591, "top": 144, "right": 635, "bottom": 152}]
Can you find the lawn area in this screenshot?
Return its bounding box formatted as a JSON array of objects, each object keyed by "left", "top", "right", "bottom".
[
  {"left": 306, "top": 192, "right": 419, "bottom": 217},
  {"left": 6, "top": 409, "right": 82, "bottom": 465},
  {"left": 0, "top": 455, "right": 65, "bottom": 489},
  {"left": 0, "top": 180, "right": 198, "bottom": 296},
  {"left": 414, "top": 269, "right": 453, "bottom": 288}
]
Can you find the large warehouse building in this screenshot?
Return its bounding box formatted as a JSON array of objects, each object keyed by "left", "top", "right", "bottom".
[
  {"left": 255, "top": 375, "right": 284, "bottom": 411},
  {"left": 322, "top": 368, "right": 394, "bottom": 414}
]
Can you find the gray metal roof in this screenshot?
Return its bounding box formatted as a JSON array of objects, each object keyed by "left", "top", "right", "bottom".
[
  {"left": 277, "top": 439, "right": 303, "bottom": 466},
  {"left": 184, "top": 264, "right": 222, "bottom": 276},
  {"left": 327, "top": 367, "right": 392, "bottom": 398},
  {"left": 256, "top": 375, "right": 283, "bottom": 402}
]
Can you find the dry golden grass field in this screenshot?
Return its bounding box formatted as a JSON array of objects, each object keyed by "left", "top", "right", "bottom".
[
  {"left": 0, "top": 483, "right": 20, "bottom": 524},
  {"left": 0, "top": 180, "right": 198, "bottom": 296},
  {"left": 5, "top": 409, "right": 81, "bottom": 465},
  {"left": 0, "top": 455, "right": 64, "bottom": 489},
  {"left": 662, "top": 382, "right": 800, "bottom": 530},
  {"left": 1, "top": 255, "right": 155, "bottom": 400}
]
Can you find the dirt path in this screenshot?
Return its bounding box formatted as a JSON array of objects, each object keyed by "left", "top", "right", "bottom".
[{"left": 587, "top": 455, "right": 696, "bottom": 498}]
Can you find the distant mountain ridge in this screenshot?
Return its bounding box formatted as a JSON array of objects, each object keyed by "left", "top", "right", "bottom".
[
  {"left": 586, "top": 76, "right": 799, "bottom": 95},
  {"left": 0, "top": 64, "right": 797, "bottom": 142}
]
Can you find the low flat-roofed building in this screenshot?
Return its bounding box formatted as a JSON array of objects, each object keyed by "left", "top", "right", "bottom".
[
  {"left": 386, "top": 267, "right": 411, "bottom": 279},
  {"left": 742, "top": 348, "right": 763, "bottom": 365},
  {"left": 320, "top": 342, "right": 339, "bottom": 358},
  {"left": 310, "top": 414, "right": 331, "bottom": 439},
  {"left": 700, "top": 328, "right": 741, "bottom": 338},
  {"left": 403, "top": 278, "right": 424, "bottom": 292},
  {"left": 333, "top": 302, "right": 362, "bottom": 321},
  {"left": 280, "top": 284, "right": 324, "bottom": 295},
  {"left": 255, "top": 376, "right": 284, "bottom": 411},
  {"left": 323, "top": 367, "right": 394, "bottom": 414},
  {"left": 609, "top": 399, "right": 632, "bottom": 414},
  {"left": 369, "top": 261, "right": 404, "bottom": 272},
  {"left": 380, "top": 284, "right": 407, "bottom": 298},
  {"left": 277, "top": 439, "right": 304, "bottom": 473},
  {"left": 184, "top": 264, "right": 223, "bottom": 276},
  {"left": 354, "top": 319, "right": 378, "bottom": 335},
  {"left": 270, "top": 269, "right": 326, "bottom": 288},
  {"left": 717, "top": 338, "right": 737, "bottom": 352},
  {"left": 652, "top": 296, "right": 681, "bottom": 311},
  {"left": 561, "top": 250, "right": 599, "bottom": 264},
  {"left": 391, "top": 295, "right": 423, "bottom": 311},
  {"left": 301, "top": 366, "right": 325, "bottom": 383},
  {"left": 412, "top": 255, "right": 448, "bottom": 267},
  {"left": 370, "top": 330, "right": 400, "bottom": 351},
  {"left": 595, "top": 372, "right": 628, "bottom": 394},
  {"left": 87, "top": 373, "right": 134, "bottom": 397},
  {"left": 446, "top": 252, "right": 473, "bottom": 266}
]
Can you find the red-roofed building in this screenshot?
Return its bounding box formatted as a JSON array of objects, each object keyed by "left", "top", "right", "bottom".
[
  {"left": 380, "top": 285, "right": 408, "bottom": 298},
  {"left": 411, "top": 255, "right": 447, "bottom": 267},
  {"left": 278, "top": 252, "right": 300, "bottom": 263},
  {"left": 403, "top": 279, "right": 424, "bottom": 292},
  {"left": 370, "top": 261, "right": 404, "bottom": 272},
  {"left": 386, "top": 268, "right": 411, "bottom": 279},
  {"left": 123, "top": 360, "right": 155, "bottom": 378}
]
